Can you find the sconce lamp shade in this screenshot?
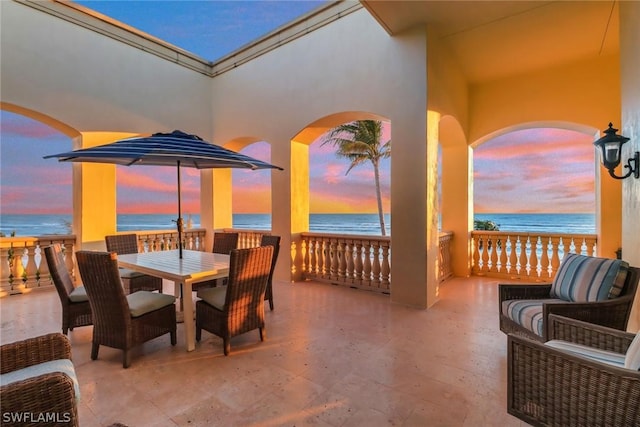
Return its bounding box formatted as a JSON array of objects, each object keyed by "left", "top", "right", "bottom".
[
  {"left": 594, "top": 123, "right": 629, "bottom": 170},
  {"left": 594, "top": 123, "right": 639, "bottom": 180}
]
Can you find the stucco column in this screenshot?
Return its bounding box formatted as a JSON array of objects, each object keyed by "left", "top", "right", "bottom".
[
  {"left": 441, "top": 143, "right": 473, "bottom": 277},
  {"left": 389, "top": 111, "right": 435, "bottom": 308},
  {"left": 271, "top": 138, "right": 309, "bottom": 282},
  {"left": 200, "top": 169, "right": 233, "bottom": 251},
  {"left": 75, "top": 132, "right": 135, "bottom": 250}
]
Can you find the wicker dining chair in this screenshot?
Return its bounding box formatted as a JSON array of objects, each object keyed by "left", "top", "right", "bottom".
[
  {"left": 105, "top": 234, "right": 163, "bottom": 294},
  {"left": 1, "top": 333, "right": 80, "bottom": 427},
  {"left": 508, "top": 315, "right": 640, "bottom": 426},
  {"left": 260, "top": 234, "right": 281, "bottom": 311},
  {"left": 196, "top": 245, "right": 273, "bottom": 355},
  {"left": 44, "top": 244, "right": 92, "bottom": 335},
  {"left": 192, "top": 231, "right": 239, "bottom": 291},
  {"left": 76, "top": 251, "right": 177, "bottom": 368}
]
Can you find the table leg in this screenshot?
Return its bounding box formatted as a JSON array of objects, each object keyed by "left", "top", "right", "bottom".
[
  {"left": 174, "top": 282, "right": 183, "bottom": 311},
  {"left": 181, "top": 280, "right": 196, "bottom": 351}
]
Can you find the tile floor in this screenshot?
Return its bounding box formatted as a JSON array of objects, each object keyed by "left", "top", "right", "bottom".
[{"left": 0, "top": 276, "right": 526, "bottom": 426}]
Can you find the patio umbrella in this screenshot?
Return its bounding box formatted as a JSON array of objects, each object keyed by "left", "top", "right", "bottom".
[{"left": 44, "top": 130, "right": 283, "bottom": 258}]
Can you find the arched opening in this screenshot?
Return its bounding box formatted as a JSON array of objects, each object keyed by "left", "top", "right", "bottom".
[
  {"left": 473, "top": 126, "right": 596, "bottom": 232},
  {"left": 0, "top": 107, "right": 75, "bottom": 236},
  {"left": 294, "top": 111, "right": 391, "bottom": 236}
]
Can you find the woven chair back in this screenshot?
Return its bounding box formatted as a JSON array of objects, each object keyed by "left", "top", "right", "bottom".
[
  {"left": 44, "top": 244, "right": 75, "bottom": 300},
  {"left": 260, "top": 235, "right": 280, "bottom": 280},
  {"left": 225, "top": 246, "right": 273, "bottom": 321},
  {"left": 105, "top": 234, "right": 140, "bottom": 255},
  {"left": 76, "top": 251, "right": 131, "bottom": 333},
  {"left": 213, "top": 232, "right": 239, "bottom": 255}
]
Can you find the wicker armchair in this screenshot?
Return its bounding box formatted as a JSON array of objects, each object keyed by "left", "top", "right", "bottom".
[
  {"left": 1, "top": 333, "right": 79, "bottom": 427},
  {"left": 105, "top": 234, "right": 163, "bottom": 294},
  {"left": 499, "top": 256, "right": 639, "bottom": 342},
  {"left": 260, "top": 234, "right": 281, "bottom": 311},
  {"left": 44, "top": 244, "right": 92, "bottom": 335},
  {"left": 508, "top": 315, "right": 640, "bottom": 426},
  {"left": 76, "top": 251, "right": 177, "bottom": 368},
  {"left": 192, "top": 232, "right": 239, "bottom": 291},
  {"left": 196, "top": 245, "right": 273, "bottom": 355}
]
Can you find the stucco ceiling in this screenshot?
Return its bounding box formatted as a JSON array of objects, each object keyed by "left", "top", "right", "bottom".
[{"left": 361, "top": 0, "right": 619, "bottom": 83}]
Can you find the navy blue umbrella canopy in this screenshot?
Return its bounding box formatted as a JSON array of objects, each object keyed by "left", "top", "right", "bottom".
[{"left": 44, "top": 130, "right": 283, "bottom": 257}]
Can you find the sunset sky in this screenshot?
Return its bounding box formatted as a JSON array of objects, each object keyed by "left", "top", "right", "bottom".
[{"left": 0, "top": 1, "right": 596, "bottom": 216}]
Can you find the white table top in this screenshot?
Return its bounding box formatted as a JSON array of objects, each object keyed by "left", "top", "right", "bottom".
[{"left": 117, "top": 249, "right": 230, "bottom": 283}]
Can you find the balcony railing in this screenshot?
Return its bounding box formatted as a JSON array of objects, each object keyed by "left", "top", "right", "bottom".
[
  {"left": 0, "top": 229, "right": 207, "bottom": 296},
  {"left": 4, "top": 227, "right": 595, "bottom": 297},
  {"left": 0, "top": 235, "right": 77, "bottom": 296},
  {"left": 300, "top": 232, "right": 392, "bottom": 293},
  {"left": 471, "top": 230, "right": 598, "bottom": 281}
]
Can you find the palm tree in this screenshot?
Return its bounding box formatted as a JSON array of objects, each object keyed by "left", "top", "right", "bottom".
[{"left": 321, "top": 120, "right": 391, "bottom": 236}]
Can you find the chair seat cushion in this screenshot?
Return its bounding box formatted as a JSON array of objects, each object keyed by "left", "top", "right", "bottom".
[
  {"left": 68, "top": 286, "right": 88, "bottom": 303},
  {"left": 126, "top": 291, "right": 176, "bottom": 318},
  {"left": 502, "top": 299, "right": 565, "bottom": 336},
  {"left": 197, "top": 286, "right": 227, "bottom": 310},
  {"left": 624, "top": 332, "right": 640, "bottom": 370},
  {"left": 550, "top": 253, "right": 629, "bottom": 302},
  {"left": 545, "top": 340, "right": 626, "bottom": 369},
  {"left": 0, "top": 359, "right": 80, "bottom": 402},
  {"left": 118, "top": 267, "right": 146, "bottom": 279}
]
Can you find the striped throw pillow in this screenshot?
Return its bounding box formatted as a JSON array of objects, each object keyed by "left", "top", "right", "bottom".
[{"left": 550, "top": 254, "right": 627, "bottom": 302}]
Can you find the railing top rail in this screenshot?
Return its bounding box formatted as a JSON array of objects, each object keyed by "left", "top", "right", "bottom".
[
  {"left": 301, "top": 232, "right": 392, "bottom": 242},
  {"left": 222, "top": 228, "right": 271, "bottom": 233},
  {"left": 0, "top": 235, "right": 77, "bottom": 247},
  {"left": 471, "top": 230, "right": 597, "bottom": 239}
]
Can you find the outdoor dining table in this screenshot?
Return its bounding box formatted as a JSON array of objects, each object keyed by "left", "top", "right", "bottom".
[{"left": 117, "top": 249, "right": 230, "bottom": 351}]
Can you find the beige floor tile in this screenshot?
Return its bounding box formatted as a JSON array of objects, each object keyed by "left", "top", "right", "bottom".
[{"left": 0, "top": 276, "right": 526, "bottom": 427}]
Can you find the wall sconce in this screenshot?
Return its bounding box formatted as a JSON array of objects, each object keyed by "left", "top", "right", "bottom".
[{"left": 593, "top": 122, "right": 639, "bottom": 180}]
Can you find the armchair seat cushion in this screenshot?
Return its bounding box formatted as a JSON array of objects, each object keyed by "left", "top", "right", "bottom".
[
  {"left": 126, "top": 291, "right": 176, "bottom": 318},
  {"left": 0, "top": 359, "right": 80, "bottom": 402},
  {"left": 550, "top": 253, "right": 629, "bottom": 302},
  {"left": 197, "top": 286, "right": 226, "bottom": 310},
  {"left": 68, "top": 286, "right": 88, "bottom": 303},
  {"left": 545, "top": 340, "right": 626, "bottom": 369},
  {"left": 501, "top": 299, "right": 564, "bottom": 336}
]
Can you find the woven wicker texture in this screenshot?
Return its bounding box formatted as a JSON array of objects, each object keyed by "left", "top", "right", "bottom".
[
  {"left": 260, "top": 234, "right": 281, "bottom": 311},
  {"left": 44, "top": 244, "right": 93, "bottom": 335},
  {"left": 508, "top": 315, "right": 640, "bottom": 426},
  {"left": 105, "top": 234, "right": 163, "bottom": 294},
  {"left": 0, "top": 333, "right": 79, "bottom": 427},
  {"left": 192, "top": 232, "right": 239, "bottom": 291},
  {"left": 499, "top": 266, "right": 639, "bottom": 342},
  {"left": 196, "top": 245, "right": 273, "bottom": 355},
  {"left": 76, "top": 251, "right": 176, "bottom": 368}
]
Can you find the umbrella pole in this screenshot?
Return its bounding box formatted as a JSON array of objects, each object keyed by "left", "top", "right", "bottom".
[{"left": 176, "top": 161, "right": 183, "bottom": 259}]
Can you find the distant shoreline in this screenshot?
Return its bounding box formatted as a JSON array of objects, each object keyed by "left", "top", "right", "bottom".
[{"left": 1, "top": 212, "right": 595, "bottom": 237}]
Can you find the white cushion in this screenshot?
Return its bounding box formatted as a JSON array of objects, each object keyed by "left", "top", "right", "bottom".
[
  {"left": 624, "top": 332, "right": 640, "bottom": 370},
  {"left": 197, "top": 286, "right": 227, "bottom": 310},
  {"left": 0, "top": 359, "right": 80, "bottom": 402},
  {"left": 68, "top": 286, "right": 88, "bottom": 303},
  {"left": 545, "top": 340, "right": 626, "bottom": 368},
  {"left": 126, "top": 291, "right": 175, "bottom": 318}
]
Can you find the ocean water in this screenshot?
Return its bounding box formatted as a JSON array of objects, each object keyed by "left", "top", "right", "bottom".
[{"left": 0, "top": 212, "right": 595, "bottom": 237}]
